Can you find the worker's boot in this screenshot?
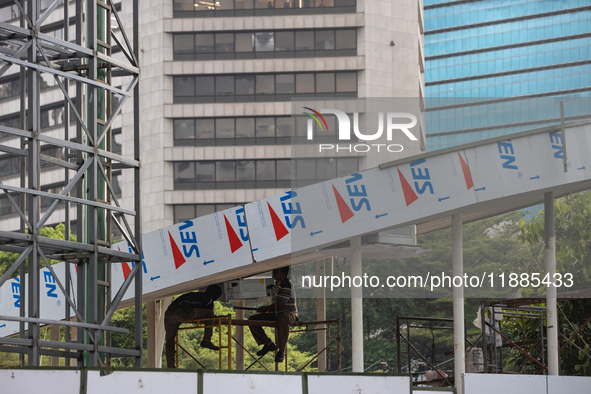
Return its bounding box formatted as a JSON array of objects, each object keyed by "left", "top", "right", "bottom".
[
  {"left": 200, "top": 340, "right": 219, "bottom": 351},
  {"left": 256, "top": 342, "right": 277, "bottom": 357},
  {"left": 275, "top": 351, "right": 284, "bottom": 363}
]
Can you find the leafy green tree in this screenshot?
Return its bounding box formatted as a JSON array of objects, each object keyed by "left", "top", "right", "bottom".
[
  {"left": 503, "top": 192, "right": 591, "bottom": 376},
  {"left": 293, "top": 211, "right": 529, "bottom": 373}
]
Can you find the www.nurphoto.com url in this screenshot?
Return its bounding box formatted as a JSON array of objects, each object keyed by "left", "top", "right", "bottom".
[{"left": 301, "top": 272, "right": 574, "bottom": 292}]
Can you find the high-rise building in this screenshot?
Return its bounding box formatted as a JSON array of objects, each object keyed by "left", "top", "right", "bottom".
[
  {"left": 0, "top": 1, "right": 426, "bottom": 238},
  {"left": 424, "top": 0, "right": 591, "bottom": 151}
]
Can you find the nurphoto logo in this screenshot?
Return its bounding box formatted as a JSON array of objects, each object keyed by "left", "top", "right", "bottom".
[{"left": 303, "top": 107, "right": 418, "bottom": 153}]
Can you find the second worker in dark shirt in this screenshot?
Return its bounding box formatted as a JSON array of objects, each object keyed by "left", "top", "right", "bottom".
[{"left": 248, "top": 266, "right": 297, "bottom": 363}]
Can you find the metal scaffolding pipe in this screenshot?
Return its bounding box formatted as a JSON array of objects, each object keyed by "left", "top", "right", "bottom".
[
  {"left": 545, "top": 191, "right": 559, "bottom": 375},
  {"left": 0, "top": 0, "right": 141, "bottom": 367},
  {"left": 317, "top": 260, "right": 327, "bottom": 372},
  {"left": 235, "top": 299, "right": 245, "bottom": 370},
  {"left": 350, "top": 236, "right": 364, "bottom": 372},
  {"left": 452, "top": 213, "right": 465, "bottom": 394}
]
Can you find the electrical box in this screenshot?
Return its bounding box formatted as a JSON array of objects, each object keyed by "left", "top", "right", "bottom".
[{"left": 217, "top": 278, "right": 275, "bottom": 301}]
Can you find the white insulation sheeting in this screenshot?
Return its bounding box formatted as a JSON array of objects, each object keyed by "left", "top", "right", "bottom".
[
  {"left": 464, "top": 373, "right": 547, "bottom": 394},
  {"left": 86, "top": 370, "right": 198, "bottom": 394},
  {"left": 0, "top": 369, "right": 80, "bottom": 394},
  {"left": 413, "top": 390, "right": 454, "bottom": 394},
  {"left": 307, "top": 374, "right": 410, "bottom": 394},
  {"left": 202, "top": 372, "right": 303, "bottom": 394},
  {"left": 547, "top": 376, "right": 591, "bottom": 394}
]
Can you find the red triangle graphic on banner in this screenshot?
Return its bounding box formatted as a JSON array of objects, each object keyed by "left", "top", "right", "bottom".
[
  {"left": 397, "top": 168, "right": 419, "bottom": 206},
  {"left": 458, "top": 152, "right": 474, "bottom": 190},
  {"left": 168, "top": 231, "right": 186, "bottom": 269},
  {"left": 332, "top": 185, "right": 354, "bottom": 223},
  {"left": 267, "top": 202, "right": 289, "bottom": 241},
  {"left": 118, "top": 247, "right": 131, "bottom": 279},
  {"left": 224, "top": 214, "right": 243, "bottom": 253}
]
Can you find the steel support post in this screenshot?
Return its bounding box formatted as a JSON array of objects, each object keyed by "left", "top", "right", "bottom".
[
  {"left": 63, "top": 0, "right": 72, "bottom": 367},
  {"left": 133, "top": 0, "right": 143, "bottom": 368},
  {"left": 147, "top": 300, "right": 157, "bottom": 368},
  {"left": 316, "top": 259, "right": 327, "bottom": 372},
  {"left": 75, "top": 0, "right": 85, "bottom": 367},
  {"left": 235, "top": 299, "right": 245, "bottom": 370},
  {"left": 452, "top": 213, "right": 465, "bottom": 394},
  {"left": 26, "top": 0, "right": 40, "bottom": 366},
  {"left": 18, "top": 5, "right": 27, "bottom": 368},
  {"left": 350, "top": 235, "right": 364, "bottom": 372},
  {"left": 85, "top": 0, "right": 101, "bottom": 367},
  {"left": 545, "top": 191, "right": 559, "bottom": 375}
]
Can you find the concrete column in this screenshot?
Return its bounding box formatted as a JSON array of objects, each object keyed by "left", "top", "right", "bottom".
[
  {"left": 350, "top": 236, "right": 364, "bottom": 372},
  {"left": 147, "top": 298, "right": 171, "bottom": 368},
  {"left": 317, "top": 260, "right": 327, "bottom": 372},
  {"left": 156, "top": 297, "right": 171, "bottom": 368},
  {"left": 452, "top": 214, "right": 465, "bottom": 394},
  {"left": 545, "top": 192, "right": 559, "bottom": 375},
  {"left": 235, "top": 299, "right": 245, "bottom": 370},
  {"left": 147, "top": 300, "right": 157, "bottom": 368}
]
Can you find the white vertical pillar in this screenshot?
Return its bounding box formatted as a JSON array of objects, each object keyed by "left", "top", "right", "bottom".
[
  {"left": 148, "top": 298, "right": 171, "bottom": 368},
  {"left": 452, "top": 214, "right": 465, "bottom": 394},
  {"left": 235, "top": 299, "right": 245, "bottom": 370},
  {"left": 351, "top": 235, "right": 364, "bottom": 372},
  {"left": 155, "top": 297, "right": 171, "bottom": 368},
  {"left": 317, "top": 260, "right": 327, "bottom": 372},
  {"left": 545, "top": 192, "right": 559, "bottom": 375}
]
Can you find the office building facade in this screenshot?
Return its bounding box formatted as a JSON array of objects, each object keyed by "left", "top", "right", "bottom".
[
  {"left": 424, "top": 0, "right": 591, "bottom": 151},
  {"left": 0, "top": 0, "right": 425, "bottom": 236}
]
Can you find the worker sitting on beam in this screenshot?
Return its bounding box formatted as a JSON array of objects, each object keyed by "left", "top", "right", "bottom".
[
  {"left": 248, "top": 266, "right": 298, "bottom": 363},
  {"left": 164, "top": 284, "right": 223, "bottom": 368}
]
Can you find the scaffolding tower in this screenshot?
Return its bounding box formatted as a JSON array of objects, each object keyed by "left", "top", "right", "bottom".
[{"left": 0, "top": 0, "right": 141, "bottom": 367}]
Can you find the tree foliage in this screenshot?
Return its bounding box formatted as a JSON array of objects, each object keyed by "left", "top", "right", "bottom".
[
  {"left": 294, "top": 211, "right": 529, "bottom": 373},
  {"left": 503, "top": 192, "right": 591, "bottom": 376}
]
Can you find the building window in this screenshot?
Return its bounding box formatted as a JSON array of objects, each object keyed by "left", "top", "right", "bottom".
[
  {"left": 39, "top": 145, "right": 65, "bottom": 170},
  {"left": 0, "top": 76, "right": 20, "bottom": 101},
  {"left": 173, "top": 71, "right": 357, "bottom": 103},
  {"left": 112, "top": 170, "right": 122, "bottom": 199},
  {"left": 0, "top": 114, "right": 20, "bottom": 140},
  {"left": 173, "top": 29, "right": 356, "bottom": 60},
  {"left": 112, "top": 128, "right": 122, "bottom": 155},
  {"left": 0, "top": 145, "right": 65, "bottom": 180},
  {"left": 173, "top": 114, "right": 354, "bottom": 146},
  {"left": 0, "top": 154, "right": 21, "bottom": 179},
  {"left": 0, "top": 103, "right": 77, "bottom": 141},
  {"left": 173, "top": 0, "right": 355, "bottom": 18},
  {"left": 173, "top": 203, "right": 246, "bottom": 224},
  {"left": 40, "top": 183, "right": 64, "bottom": 209},
  {"left": 0, "top": 72, "right": 61, "bottom": 103},
  {"left": 173, "top": 157, "right": 359, "bottom": 189},
  {"left": 0, "top": 193, "right": 18, "bottom": 217},
  {"left": 40, "top": 105, "right": 65, "bottom": 130}
]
